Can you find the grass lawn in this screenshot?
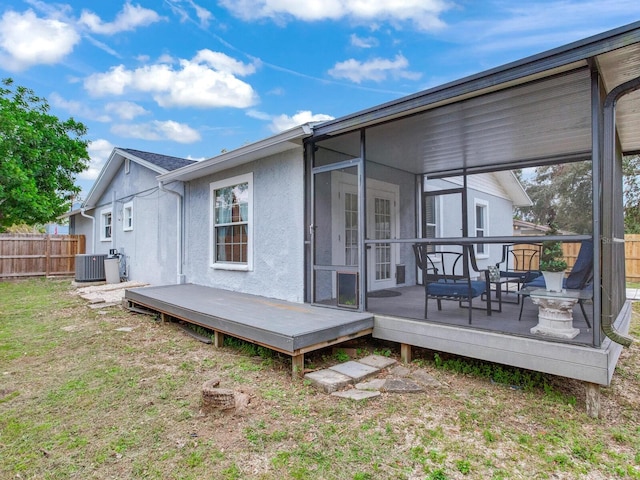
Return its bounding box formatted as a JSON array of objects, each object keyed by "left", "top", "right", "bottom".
[{"left": 1, "top": 278, "right": 639, "bottom": 479}]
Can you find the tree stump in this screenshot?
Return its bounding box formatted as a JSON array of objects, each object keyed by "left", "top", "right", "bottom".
[{"left": 201, "top": 379, "right": 249, "bottom": 414}]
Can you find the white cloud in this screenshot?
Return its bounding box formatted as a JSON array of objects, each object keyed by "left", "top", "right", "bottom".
[
  {"left": 350, "top": 34, "right": 379, "bottom": 48},
  {"left": 84, "top": 50, "right": 259, "bottom": 109},
  {"left": 0, "top": 9, "right": 80, "bottom": 71},
  {"left": 49, "top": 92, "right": 111, "bottom": 122},
  {"left": 328, "top": 54, "right": 421, "bottom": 83},
  {"left": 218, "top": 0, "right": 450, "bottom": 30},
  {"left": 79, "top": 3, "right": 163, "bottom": 35},
  {"left": 111, "top": 120, "right": 201, "bottom": 143},
  {"left": 80, "top": 139, "right": 115, "bottom": 180},
  {"left": 268, "top": 110, "right": 335, "bottom": 133},
  {"left": 165, "top": 0, "right": 213, "bottom": 28},
  {"left": 104, "top": 101, "right": 149, "bottom": 120}
]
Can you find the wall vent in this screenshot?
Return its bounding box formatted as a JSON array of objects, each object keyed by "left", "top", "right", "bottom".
[{"left": 75, "top": 254, "right": 107, "bottom": 282}]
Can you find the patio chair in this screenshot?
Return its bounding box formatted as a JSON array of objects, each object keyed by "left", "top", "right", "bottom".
[
  {"left": 413, "top": 244, "right": 491, "bottom": 324},
  {"left": 496, "top": 243, "right": 543, "bottom": 286},
  {"left": 519, "top": 239, "right": 593, "bottom": 327}
]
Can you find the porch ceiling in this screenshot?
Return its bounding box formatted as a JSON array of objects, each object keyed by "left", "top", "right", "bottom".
[{"left": 314, "top": 24, "right": 640, "bottom": 177}]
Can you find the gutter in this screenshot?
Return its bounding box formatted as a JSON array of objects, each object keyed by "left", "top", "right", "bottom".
[
  {"left": 159, "top": 181, "right": 185, "bottom": 284},
  {"left": 601, "top": 75, "right": 640, "bottom": 347},
  {"left": 80, "top": 208, "right": 95, "bottom": 254}
]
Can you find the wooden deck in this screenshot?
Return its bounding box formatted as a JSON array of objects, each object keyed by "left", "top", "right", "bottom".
[{"left": 124, "top": 284, "right": 374, "bottom": 375}]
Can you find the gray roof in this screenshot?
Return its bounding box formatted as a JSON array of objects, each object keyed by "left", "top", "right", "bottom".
[{"left": 120, "top": 148, "right": 196, "bottom": 172}]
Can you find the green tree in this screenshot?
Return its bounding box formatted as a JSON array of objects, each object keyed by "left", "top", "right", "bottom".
[
  {"left": 0, "top": 78, "right": 88, "bottom": 231},
  {"left": 517, "top": 161, "right": 592, "bottom": 234},
  {"left": 623, "top": 155, "right": 640, "bottom": 233}
]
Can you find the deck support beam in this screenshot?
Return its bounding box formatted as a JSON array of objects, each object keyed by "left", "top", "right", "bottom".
[
  {"left": 214, "top": 331, "right": 225, "bottom": 348},
  {"left": 292, "top": 354, "right": 304, "bottom": 378},
  {"left": 400, "top": 343, "right": 412, "bottom": 363},
  {"left": 585, "top": 382, "right": 601, "bottom": 418}
]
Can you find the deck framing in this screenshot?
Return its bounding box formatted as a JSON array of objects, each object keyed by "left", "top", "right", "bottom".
[{"left": 124, "top": 284, "right": 374, "bottom": 376}]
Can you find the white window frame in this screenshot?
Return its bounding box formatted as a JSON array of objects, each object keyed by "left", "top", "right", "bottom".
[
  {"left": 474, "top": 199, "right": 489, "bottom": 258},
  {"left": 123, "top": 201, "right": 133, "bottom": 232},
  {"left": 210, "top": 173, "right": 253, "bottom": 271},
  {"left": 100, "top": 208, "right": 113, "bottom": 242}
]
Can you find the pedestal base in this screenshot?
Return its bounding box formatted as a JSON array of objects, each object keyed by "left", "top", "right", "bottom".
[{"left": 530, "top": 294, "right": 580, "bottom": 339}]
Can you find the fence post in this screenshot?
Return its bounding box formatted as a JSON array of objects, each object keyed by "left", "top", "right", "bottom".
[{"left": 45, "top": 235, "right": 51, "bottom": 277}]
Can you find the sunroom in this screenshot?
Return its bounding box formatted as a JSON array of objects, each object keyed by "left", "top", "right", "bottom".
[{"left": 305, "top": 21, "right": 640, "bottom": 395}]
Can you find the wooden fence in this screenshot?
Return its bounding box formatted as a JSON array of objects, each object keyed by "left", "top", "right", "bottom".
[{"left": 0, "top": 234, "right": 86, "bottom": 279}]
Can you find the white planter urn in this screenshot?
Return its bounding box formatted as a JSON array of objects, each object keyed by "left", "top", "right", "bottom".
[{"left": 541, "top": 270, "right": 565, "bottom": 293}]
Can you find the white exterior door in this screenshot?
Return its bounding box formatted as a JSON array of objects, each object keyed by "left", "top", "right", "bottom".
[
  {"left": 332, "top": 172, "right": 399, "bottom": 292},
  {"left": 367, "top": 192, "right": 396, "bottom": 291}
]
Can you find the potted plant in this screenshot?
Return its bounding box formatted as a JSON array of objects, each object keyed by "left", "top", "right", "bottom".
[{"left": 539, "top": 239, "right": 567, "bottom": 292}]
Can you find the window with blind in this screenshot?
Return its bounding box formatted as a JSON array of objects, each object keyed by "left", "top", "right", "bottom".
[
  {"left": 475, "top": 200, "right": 488, "bottom": 256},
  {"left": 424, "top": 195, "right": 437, "bottom": 252},
  {"left": 210, "top": 173, "right": 253, "bottom": 270}
]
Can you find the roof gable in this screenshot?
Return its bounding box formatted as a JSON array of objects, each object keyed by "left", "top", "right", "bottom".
[{"left": 83, "top": 148, "right": 195, "bottom": 208}]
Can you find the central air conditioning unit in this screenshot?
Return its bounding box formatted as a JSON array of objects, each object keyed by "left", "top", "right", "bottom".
[{"left": 75, "top": 254, "right": 108, "bottom": 282}]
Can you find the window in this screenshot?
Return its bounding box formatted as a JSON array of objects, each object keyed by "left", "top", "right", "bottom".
[
  {"left": 424, "top": 194, "right": 437, "bottom": 252},
  {"left": 475, "top": 200, "right": 488, "bottom": 257},
  {"left": 123, "top": 201, "right": 133, "bottom": 231},
  {"left": 210, "top": 173, "right": 253, "bottom": 270},
  {"left": 100, "top": 208, "right": 113, "bottom": 241},
  {"left": 124, "top": 158, "right": 130, "bottom": 174}
]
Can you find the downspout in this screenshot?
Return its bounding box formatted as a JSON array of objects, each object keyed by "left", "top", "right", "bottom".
[
  {"left": 80, "top": 208, "right": 96, "bottom": 254},
  {"left": 159, "top": 181, "right": 185, "bottom": 284},
  {"left": 601, "top": 76, "right": 640, "bottom": 347}
]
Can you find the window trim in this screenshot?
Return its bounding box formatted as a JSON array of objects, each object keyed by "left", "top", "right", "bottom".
[
  {"left": 123, "top": 201, "right": 133, "bottom": 232},
  {"left": 210, "top": 173, "right": 253, "bottom": 271},
  {"left": 100, "top": 207, "right": 113, "bottom": 242},
  {"left": 474, "top": 199, "right": 489, "bottom": 258}
]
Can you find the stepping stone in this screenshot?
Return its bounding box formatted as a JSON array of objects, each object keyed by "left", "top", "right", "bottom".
[
  {"left": 358, "top": 355, "right": 397, "bottom": 369},
  {"left": 383, "top": 377, "right": 423, "bottom": 393},
  {"left": 305, "top": 369, "right": 353, "bottom": 393},
  {"left": 331, "top": 390, "right": 380, "bottom": 400},
  {"left": 389, "top": 365, "right": 411, "bottom": 377},
  {"left": 411, "top": 370, "right": 442, "bottom": 387},
  {"left": 355, "top": 378, "right": 386, "bottom": 391},
  {"left": 329, "top": 361, "right": 379, "bottom": 382}
]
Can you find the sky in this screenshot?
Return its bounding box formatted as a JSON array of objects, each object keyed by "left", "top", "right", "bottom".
[{"left": 1, "top": 1, "right": 639, "bottom": 199}]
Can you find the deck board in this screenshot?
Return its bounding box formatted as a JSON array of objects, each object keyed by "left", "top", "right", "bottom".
[{"left": 125, "top": 284, "right": 374, "bottom": 355}]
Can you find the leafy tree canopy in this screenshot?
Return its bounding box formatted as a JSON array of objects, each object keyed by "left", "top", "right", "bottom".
[
  {"left": 516, "top": 161, "right": 593, "bottom": 234},
  {"left": 0, "top": 78, "right": 88, "bottom": 231},
  {"left": 623, "top": 156, "right": 640, "bottom": 234},
  {"left": 516, "top": 156, "right": 640, "bottom": 234}
]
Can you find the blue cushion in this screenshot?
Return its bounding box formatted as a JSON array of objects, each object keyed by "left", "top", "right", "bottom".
[{"left": 427, "top": 280, "right": 486, "bottom": 298}]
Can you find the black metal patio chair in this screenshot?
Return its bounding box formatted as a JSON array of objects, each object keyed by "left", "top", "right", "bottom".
[{"left": 413, "top": 244, "right": 491, "bottom": 324}]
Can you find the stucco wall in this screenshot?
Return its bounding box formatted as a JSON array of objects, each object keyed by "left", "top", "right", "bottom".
[
  {"left": 183, "top": 148, "right": 305, "bottom": 303},
  {"left": 73, "top": 161, "right": 180, "bottom": 285}
]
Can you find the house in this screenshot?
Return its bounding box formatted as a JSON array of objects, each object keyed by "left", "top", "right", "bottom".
[
  {"left": 71, "top": 21, "right": 640, "bottom": 414},
  {"left": 69, "top": 148, "right": 195, "bottom": 285}
]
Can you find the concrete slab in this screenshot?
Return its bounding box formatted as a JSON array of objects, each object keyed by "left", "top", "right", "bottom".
[
  {"left": 357, "top": 354, "right": 397, "bottom": 369},
  {"left": 355, "top": 378, "right": 386, "bottom": 391},
  {"left": 389, "top": 365, "right": 411, "bottom": 377},
  {"left": 411, "top": 370, "right": 442, "bottom": 388},
  {"left": 331, "top": 390, "right": 381, "bottom": 400},
  {"left": 305, "top": 369, "right": 354, "bottom": 393},
  {"left": 383, "top": 377, "right": 423, "bottom": 393},
  {"left": 329, "top": 361, "right": 379, "bottom": 382}
]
